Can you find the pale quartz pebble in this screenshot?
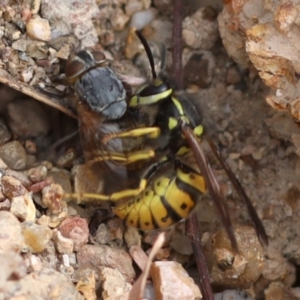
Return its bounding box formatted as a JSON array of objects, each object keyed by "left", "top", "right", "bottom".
[
  {"left": 150, "top": 261, "right": 201, "bottom": 300},
  {"left": 0, "top": 211, "right": 24, "bottom": 254},
  {"left": 42, "top": 183, "right": 64, "bottom": 215},
  {"left": 10, "top": 193, "right": 36, "bottom": 221},
  {"left": 100, "top": 267, "right": 132, "bottom": 299},
  {"left": 26, "top": 17, "right": 51, "bottom": 41},
  {"left": 130, "top": 8, "right": 157, "bottom": 30},
  {"left": 21, "top": 222, "right": 53, "bottom": 253},
  {"left": 53, "top": 230, "right": 74, "bottom": 254},
  {"left": 20, "top": 68, "right": 33, "bottom": 83}
]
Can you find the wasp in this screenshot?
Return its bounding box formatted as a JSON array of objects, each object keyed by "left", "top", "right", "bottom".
[
  {"left": 64, "top": 32, "right": 267, "bottom": 249},
  {"left": 92, "top": 30, "right": 267, "bottom": 247}
]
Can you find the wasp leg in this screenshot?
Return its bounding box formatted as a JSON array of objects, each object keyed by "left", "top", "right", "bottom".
[
  {"left": 64, "top": 158, "right": 170, "bottom": 204},
  {"left": 102, "top": 126, "right": 161, "bottom": 144},
  {"left": 86, "top": 149, "right": 156, "bottom": 166}
]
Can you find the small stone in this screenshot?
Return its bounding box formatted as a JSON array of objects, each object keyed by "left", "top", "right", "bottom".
[
  {"left": 107, "top": 217, "right": 125, "bottom": 243},
  {"left": 76, "top": 269, "right": 97, "bottom": 300},
  {"left": 27, "top": 254, "right": 44, "bottom": 272},
  {"left": 20, "top": 67, "right": 34, "bottom": 83},
  {"left": 130, "top": 8, "right": 157, "bottom": 29},
  {"left": 11, "top": 38, "right": 28, "bottom": 51},
  {"left": 6, "top": 99, "right": 50, "bottom": 138},
  {"left": 0, "top": 141, "right": 27, "bottom": 170},
  {"left": 77, "top": 244, "right": 135, "bottom": 283},
  {"left": 10, "top": 193, "right": 36, "bottom": 221},
  {"left": 150, "top": 261, "right": 202, "bottom": 300},
  {"left": 203, "top": 225, "right": 265, "bottom": 289},
  {"left": 124, "top": 226, "right": 141, "bottom": 248},
  {"left": 24, "top": 140, "right": 37, "bottom": 154},
  {"left": 26, "top": 17, "right": 51, "bottom": 41},
  {"left": 58, "top": 217, "right": 89, "bottom": 251},
  {"left": 55, "top": 44, "right": 71, "bottom": 60},
  {"left": 100, "top": 267, "right": 132, "bottom": 299},
  {"left": 27, "top": 165, "right": 48, "bottom": 183},
  {"left": 182, "top": 7, "right": 219, "bottom": 50},
  {"left": 36, "top": 215, "right": 50, "bottom": 227},
  {"left": 42, "top": 183, "right": 64, "bottom": 215},
  {"left": 53, "top": 230, "right": 74, "bottom": 254},
  {"left": 0, "top": 211, "right": 24, "bottom": 253},
  {"left": 95, "top": 223, "right": 110, "bottom": 245},
  {"left": 125, "top": 0, "right": 151, "bottom": 16},
  {"left": 48, "top": 170, "right": 72, "bottom": 194},
  {"left": 0, "top": 252, "right": 27, "bottom": 289},
  {"left": 111, "top": 8, "right": 130, "bottom": 31},
  {"left": 21, "top": 222, "right": 53, "bottom": 253},
  {"left": 1, "top": 176, "right": 28, "bottom": 199},
  {"left": 1, "top": 268, "right": 84, "bottom": 299},
  {"left": 5, "top": 169, "right": 31, "bottom": 187}
]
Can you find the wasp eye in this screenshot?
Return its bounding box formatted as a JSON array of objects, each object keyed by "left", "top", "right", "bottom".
[
  {"left": 90, "top": 51, "right": 106, "bottom": 64},
  {"left": 65, "top": 59, "right": 86, "bottom": 80}
]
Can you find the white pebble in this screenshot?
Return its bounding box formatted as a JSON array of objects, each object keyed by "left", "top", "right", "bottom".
[
  {"left": 130, "top": 8, "right": 157, "bottom": 30},
  {"left": 26, "top": 17, "right": 51, "bottom": 41}
]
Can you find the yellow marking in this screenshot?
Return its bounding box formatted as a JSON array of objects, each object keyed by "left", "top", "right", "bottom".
[
  {"left": 164, "top": 180, "right": 194, "bottom": 219},
  {"left": 129, "top": 89, "right": 172, "bottom": 107},
  {"left": 86, "top": 149, "right": 155, "bottom": 166},
  {"left": 171, "top": 97, "right": 184, "bottom": 115},
  {"left": 130, "top": 95, "right": 139, "bottom": 106},
  {"left": 176, "top": 146, "right": 190, "bottom": 156},
  {"left": 168, "top": 117, "right": 178, "bottom": 130},
  {"left": 150, "top": 195, "right": 173, "bottom": 228},
  {"left": 194, "top": 125, "right": 204, "bottom": 137},
  {"left": 177, "top": 168, "right": 206, "bottom": 194},
  {"left": 64, "top": 179, "right": 148, "bottom": 203},
  {"left": 102, "top": 127, "right": 161, "bottom": 142}
]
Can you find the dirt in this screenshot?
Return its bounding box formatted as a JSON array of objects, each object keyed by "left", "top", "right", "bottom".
[{"left": 1, "top": 0, "right": 300, "bottom": 299}]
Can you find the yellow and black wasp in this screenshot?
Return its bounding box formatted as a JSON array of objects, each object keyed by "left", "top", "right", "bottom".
[{"left": 64, "top": 29, "right": 268, "bottom": 250}]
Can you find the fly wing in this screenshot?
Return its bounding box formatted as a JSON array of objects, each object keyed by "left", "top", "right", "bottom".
[{"left": 77, "top": 101, "right": 133, "bottom": 195}]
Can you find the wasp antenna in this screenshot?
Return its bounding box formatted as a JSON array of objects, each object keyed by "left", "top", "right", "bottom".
[
  {"left": 181, "top": 123, "right": 239, "bottom": 254},
  {"left": 208, "top": 138, "right": 269, "bottom": 248},
  {"left": 135, "top": 30, "right": 157, "bottom": 80}
]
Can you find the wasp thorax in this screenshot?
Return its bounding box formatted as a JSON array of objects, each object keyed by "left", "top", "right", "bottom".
[{"left": 139, "top": 80, "right": 171, "bottom": 97}]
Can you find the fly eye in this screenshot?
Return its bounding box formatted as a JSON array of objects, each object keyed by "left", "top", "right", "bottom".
[
  {"left": 90, "top": 51, "right": 106, "bottom": 64},
  {"left": 65, "top": 59, "right": 86, "bottom": 80}
]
